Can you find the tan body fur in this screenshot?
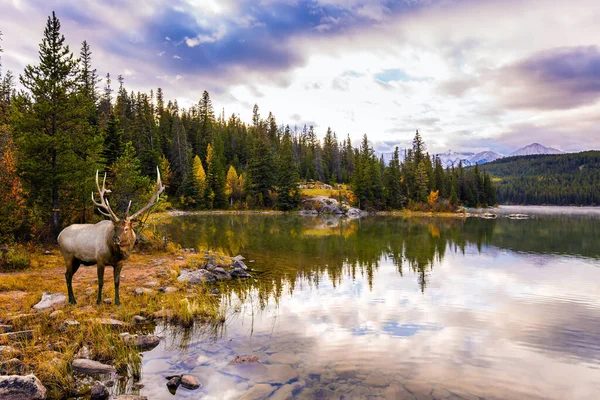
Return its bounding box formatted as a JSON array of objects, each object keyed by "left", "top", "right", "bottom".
[{"left": 58, "top": 220, "right": 135, "bottom": 305}]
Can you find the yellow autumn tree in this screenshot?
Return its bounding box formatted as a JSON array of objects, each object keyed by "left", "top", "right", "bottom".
[
  {"left": 225, "top": 165, "right": 240, "bottom": 206},
  {"left": 428, "top": 190, "right": 439, "bottom": 211},
  {"left": 192, "top": 155, "right": 206, "bottom": 204}
]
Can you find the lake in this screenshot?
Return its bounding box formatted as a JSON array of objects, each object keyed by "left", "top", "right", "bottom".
[{"left": 139, "top": 209, "right": 600, "bottom": 399}]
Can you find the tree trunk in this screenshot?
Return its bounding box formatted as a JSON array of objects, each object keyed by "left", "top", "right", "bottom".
[{"left": 51, "top": 149, "right": 60, "bottom": 239}]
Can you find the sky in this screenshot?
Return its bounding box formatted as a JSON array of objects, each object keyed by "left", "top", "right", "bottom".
[{"left": 1, "top": 0, "right": 600, "bottom": 154}]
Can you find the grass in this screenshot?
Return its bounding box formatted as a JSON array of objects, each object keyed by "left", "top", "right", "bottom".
[{"left": 0, "top": 245, "right": 228, "bottom": 399}]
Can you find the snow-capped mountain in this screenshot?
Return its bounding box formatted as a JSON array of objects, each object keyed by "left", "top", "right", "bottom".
[
  {"left": 377, "top": 143, "right": 565, "bottom": 167},
  {"left": 436, "top": 151, "right": 474, "bottom": 168},
  {"left": 509, "top": 143, "right": 563, "bottom": 157},
  {"left": 468, "top": 151, "right": 504, "bottom": 165}
]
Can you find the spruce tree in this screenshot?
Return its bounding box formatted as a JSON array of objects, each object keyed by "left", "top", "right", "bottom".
[
  {"left": 276, "top": 130, "right": 301, "bottom": 210},
  {"left": 16, "top": 12, "right": 95, "bottom": 236}
]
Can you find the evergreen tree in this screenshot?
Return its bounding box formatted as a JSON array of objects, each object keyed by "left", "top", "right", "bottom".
[
  {"left": 102, "top": 113, "right": 123, "bottom": 167},
  {"left": 384, "top": 147, "right": 404, "bottom": 209},
  {"left": 15, "top": 12, "right": 98, "bottom": 237},
  {"left": 246, "top": 129, "right": 275, "bottom": 207},
  {"left": 276, "top": 130, "right": 301, "bottom": 210},
  {"left": 109, "top": 141, "right": 153, "bottom": 214}
]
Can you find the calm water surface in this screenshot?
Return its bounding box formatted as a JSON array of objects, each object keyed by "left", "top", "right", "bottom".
[{"left": 139, "top": 210, "right": 600, "bottom": 399}]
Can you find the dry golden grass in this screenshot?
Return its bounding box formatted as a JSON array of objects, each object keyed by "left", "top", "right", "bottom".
[{"left": 0, "top": 245, "right": 226, "bottom": 399}]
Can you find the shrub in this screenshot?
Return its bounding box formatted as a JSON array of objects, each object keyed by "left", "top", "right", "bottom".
[{"left": 0, "top": 246, "right": 31, "bottom": 271}]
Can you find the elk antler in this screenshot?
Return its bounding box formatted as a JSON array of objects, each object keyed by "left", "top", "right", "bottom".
[
  {"left": 128, "top": 167, "right": 165, "bottom": 220},
  {"left": 91, "top": 170, "right": 120, "bottom": 222}
]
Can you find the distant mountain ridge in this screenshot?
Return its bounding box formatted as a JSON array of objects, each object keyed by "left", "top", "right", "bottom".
[{"left": 378, "top": 143, "right": 566, "bottom": 167}]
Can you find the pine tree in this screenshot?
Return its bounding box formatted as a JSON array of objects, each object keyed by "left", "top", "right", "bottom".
[
  {"left": 15, "top": 12, "right": 94, "bottom": 237},
  {"left": 102, "top": 113, "right": 123, "bottom": 167},
  {"left": 109, "top": 141, "right": 153, "bottom": 214},
  {"left": 276, "top": 130, "right": 301, "bottom": 210},
  {"left": 246, "top": 129, "right": 275, "bottom": 207},
  {"left": 384, "top": 147, "right": 404, "bottom": 209}
]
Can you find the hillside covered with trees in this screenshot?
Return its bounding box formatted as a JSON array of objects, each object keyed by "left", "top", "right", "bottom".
[
  {"left": 0, "top": 13, "right": 495, "bottom": 242},
  {"left": 481, "top": 152, "right": 600, "bottom": 206}
]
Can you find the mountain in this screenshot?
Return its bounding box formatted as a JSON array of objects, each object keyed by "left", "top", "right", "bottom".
[
  {"left": 436, "top": 150, "right": 475, "bottom": 168},
  {"left": 378, "top": 143, "right": 565, "bottom": 167},
  {"left": 469, "top": 151, "right": 504, "bottom": 165},
  {"left": 509, "top": 143, "right": 563, "bottom": 157}
]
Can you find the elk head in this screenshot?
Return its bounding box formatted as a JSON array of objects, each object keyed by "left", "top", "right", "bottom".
[{"left": 91, "top": 167, "right": 165, "bottom": 258}]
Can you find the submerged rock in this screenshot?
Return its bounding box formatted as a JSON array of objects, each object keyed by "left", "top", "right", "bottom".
[
  {"left": 240, "top": 384, "right": 276, "bottom": 400},
  {"left": 229, "top": 355, "right": 260, "bottom": 365},
  {"left": 72, "top": 359, "right": 116, "bottom": 375},
  {"left": 0, "top": 375, "right": 46, "bottom": 400},
  {"left": 178, "top": 269, "right": 216, "bottom": 284},
  {"left": 32, "top": 292, "right": 67, "bottom": 312}
]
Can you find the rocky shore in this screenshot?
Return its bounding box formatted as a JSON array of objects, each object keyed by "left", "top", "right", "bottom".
[{"left": 0, "top": 250, "right": 252, "bottom": 399}]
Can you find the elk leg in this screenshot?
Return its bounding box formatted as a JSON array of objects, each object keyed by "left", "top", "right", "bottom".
[
  {"left": 97, "top": 264, "right": 105, "bottom": 305},
  {"left": 113, "top": 263, "right": 123, "bottom": 306},
  {"left": 65, "top": 257, "right": 80, "bottom": 304}
]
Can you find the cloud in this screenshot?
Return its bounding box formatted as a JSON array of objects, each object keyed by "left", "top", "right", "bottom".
[{"left": 495, "top": 46, "right": 600, "bottom": 110}]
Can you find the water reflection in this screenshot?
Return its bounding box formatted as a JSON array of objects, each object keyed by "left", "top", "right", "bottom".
[{"left": 141, "top": 214, "right": 600, "bottom": 400}]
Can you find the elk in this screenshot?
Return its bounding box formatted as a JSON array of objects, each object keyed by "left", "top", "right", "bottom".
[{"left": 58, "top": 168, "right": 164, "bottom": 305}]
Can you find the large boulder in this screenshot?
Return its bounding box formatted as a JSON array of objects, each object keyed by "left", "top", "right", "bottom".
[
  {"left": 211, "top": 267, "right": 231, "bottom": 280},
  {"left": 32, "top": 292, "right": 67, "bottom": 312},
  {"left": 233, "top": 260, "right": 248, "bottom": 271},
  {"left": 0, "top": 375, "right": 47, "bottom": 400},
  {"left": 178, "top": 269, "right": 216, "bottom": 284},
  {"left": 231, "top": 268, "right": 252, "bottom": 278}
]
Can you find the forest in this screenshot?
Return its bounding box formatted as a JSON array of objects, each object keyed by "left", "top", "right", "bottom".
[
  {"left": 0, "top": 13, "right": 495, "bottom": 243},
  {"left": 481, "top": 152, "right": 600, "bottom": 206}
]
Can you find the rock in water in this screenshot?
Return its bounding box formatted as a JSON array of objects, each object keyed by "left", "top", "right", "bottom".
[
  {"left": 212, "top": 267, "right": 232, "bottom": 280},
  {"left": 90, "top": 382, "right": 109, "bottom": 400},
  {"left": 233, "top": 260, "right": 248, "bottom": 270},
  {"left": 0, "top": 375, "right": 47, "bottom": 400},
  {"left": 177, "top": 269, "right": 216, "bottom": 284},
  {"left": 240, "top": 384, "right": 276, "bottom": 400},
  {"left": 121, "top": 334, "right": 160, "bottom": 350},
  {"left": 32, "top": 292, "right": 67, "bottom": 312},
  {"left": 180, "top": 375, "right": 201, "bottom": 390},
  {"left": 229, "top": 355, "right": 260, "bottom": 365},
  {"left": 72, "top": 359, "right": 116, "bottom": 375},
  {"left": 166, "top": 375, "right": 181, "bottom": 394},
  {"left": 231, "top": 268, "right": 251, "bottom": 278}
]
